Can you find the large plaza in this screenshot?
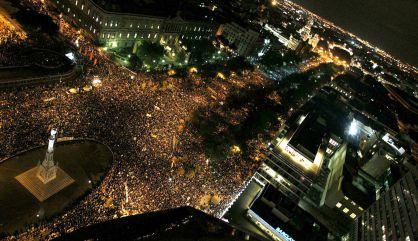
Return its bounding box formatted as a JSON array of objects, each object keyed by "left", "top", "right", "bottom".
[{"left": 0, "top": 140, "right": 113, "bottom": 234}]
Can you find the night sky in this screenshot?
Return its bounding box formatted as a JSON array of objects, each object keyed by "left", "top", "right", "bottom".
[{"left": 290, "top": 0, "right": 418, "bottom": 67}]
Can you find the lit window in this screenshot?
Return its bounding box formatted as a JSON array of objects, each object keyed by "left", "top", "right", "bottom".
[
  {"left": 127, "top": 33, "right": 130, "bottom": 38},
  {"left": 326, "top": 148, "right": 333, "bottom": 155},
  {"left": 329, "top": 139, "right": 338, "bottom": 146},
  {"left": 81, "top": 4, "right": 84, "bottom": 10},
  {"left": 134, "top": 33, "right": 137, "bottom": 38},
  {"left": 75, "top": 0, "right": 78, "bottom": 5},
  {"left": 351, "top": 201, "right": 357, "bottom": 206},
  {"left": 343, "top": 208, "right": 349, "bottom": 213},
  {"left": 336, "top": 202, "right": 342, "bottom": 208},
  {"left": 350, "top": 213, "right": 356, "bottom": 219}
]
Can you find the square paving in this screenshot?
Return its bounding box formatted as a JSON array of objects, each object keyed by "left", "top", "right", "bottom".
[{"left": 15, "top": 166, "right": 74, "bottom": 202}]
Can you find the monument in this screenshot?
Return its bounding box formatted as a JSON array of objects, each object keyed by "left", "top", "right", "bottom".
[
  {"left": 15, "top": 129, "right": 74, "bottom": 202},
  {"left": 37, "top": 129, "right": 58, "bottom": 183}
]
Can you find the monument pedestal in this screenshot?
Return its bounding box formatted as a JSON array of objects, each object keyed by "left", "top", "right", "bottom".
[{"left": 15, "top": 166, "right": 74, "bottom": 202}]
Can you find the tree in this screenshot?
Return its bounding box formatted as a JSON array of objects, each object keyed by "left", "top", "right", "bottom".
[
  {"left": 136, "top": 41, "right": 164, "bottom": 66},
  {"left": 129, "top": 54, "right": 140, "bottom": 69}
]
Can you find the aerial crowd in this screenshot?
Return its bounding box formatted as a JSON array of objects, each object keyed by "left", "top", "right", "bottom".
[{"left": 0, "top": 3, "right": 265, "bottom": 239}]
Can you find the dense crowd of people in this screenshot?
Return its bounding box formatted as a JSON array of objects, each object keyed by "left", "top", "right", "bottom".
[
  {"left": 0, "top": 2, "right": 269, "bottom": 239},
  {"left": 0, "top": 13, "right": 26, "bottom": 45},
  {"left": 0, "top": 13, "right": 28, "bottom": 67}
]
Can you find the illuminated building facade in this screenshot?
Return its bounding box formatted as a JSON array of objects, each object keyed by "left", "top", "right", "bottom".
[
  {"left": 51, "top": 0, "right": 217, "bottom": 48},
  {"left": 350, "top": 168, "right": 418, "bottom": 241},
  {"left": 216, "top": 22, "right": 260, "bottom": 56},
  {"left": 298, "top": 19, "right": 313, "bottom": 42},
  {"left": 257, "top": 110, "right": 344, "bottom": 204}
]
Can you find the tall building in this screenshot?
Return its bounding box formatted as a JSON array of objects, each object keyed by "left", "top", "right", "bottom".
[
  {"left": 51, "top": 0, "right": 218, "bottom": 48},
  {"left": 216, "top": 22, "right": 260, "bottom": 56},
  {"left": 248, "top": 90, "right": 353, "bottom": 238},
  {"left": 298, "top": 19, "right": 313, "bottom": 42},
  {"left": 349, "top": 168, "right": 418, "bottom": 241},
  {"left": 243, "top": 87, "right": 412, "bottom": 239},
  {"left": 37, "top": 129, "right": 58, "bottom": 184}
]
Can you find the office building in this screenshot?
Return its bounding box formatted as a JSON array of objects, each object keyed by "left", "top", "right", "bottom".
[
  {"left": 216, "top": 22, "right": 260, "bottom": 56},
  {"left": 350, "top": 168, "right": 418, "bottom": 241}
]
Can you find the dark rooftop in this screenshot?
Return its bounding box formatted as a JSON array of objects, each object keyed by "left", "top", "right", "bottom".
[
  {"left": 91, "top": 0, "right": 214, "bottom": 21},
  {"left": 288, "top": 113, "right": 327, "bottom": 161},
  {"left": 55, "top": 206, "right": 260, "bottom": 241}
]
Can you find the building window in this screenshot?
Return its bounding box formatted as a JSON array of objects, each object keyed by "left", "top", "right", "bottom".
[
  {"left": 336, "top": 202, "right": 342, "bottom": 208},
  {"left": 350, "top": 213, "right": 357, "bottom": 219},
  {"left": 81, "top": 4, "right": 84, "bottom": 10},
  {"left": 343, "top": 208, "right": 349, "bottom": 213}
]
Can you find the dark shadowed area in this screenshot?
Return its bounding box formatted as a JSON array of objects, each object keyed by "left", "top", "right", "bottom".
[{"left": 290, "top": 0, "right": 418, "bottom": 67}]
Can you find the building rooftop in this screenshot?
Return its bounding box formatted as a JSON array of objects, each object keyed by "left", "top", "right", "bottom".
[
  {"left": 55, "top": 206, "right": 260, "bottom": 241},
  {"left": 288, "top": 113, "right": 327, "bottom": 161},
  {"left": 91, "top": 0, "right": 214, "bottom": 21}
]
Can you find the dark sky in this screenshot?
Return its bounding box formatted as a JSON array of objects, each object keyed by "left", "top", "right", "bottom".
[{"left": 289, "top": 0, "right": 418, "bottom": 67}]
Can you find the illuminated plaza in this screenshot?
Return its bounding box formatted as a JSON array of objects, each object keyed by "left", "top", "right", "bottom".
[{"left": 0, "top": 0, "right": 417, "bottom": 240}]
